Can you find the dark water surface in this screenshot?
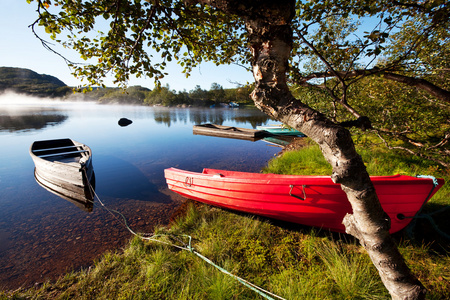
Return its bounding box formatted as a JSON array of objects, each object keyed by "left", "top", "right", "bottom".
[{"left": 0, "top": 95, "right": 281, "bottom": 289}]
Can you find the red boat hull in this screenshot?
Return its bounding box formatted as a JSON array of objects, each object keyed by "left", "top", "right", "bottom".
[{"left": 164, "top": 168, "right": 444, "bottom": 233}]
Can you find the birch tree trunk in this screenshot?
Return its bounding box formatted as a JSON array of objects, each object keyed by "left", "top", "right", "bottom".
[
  {"left": 246, "top": 15, "right": 426, "bottom": 300},
  {"left": 187, "top": 0, "right": 427, "bottom": 298}
]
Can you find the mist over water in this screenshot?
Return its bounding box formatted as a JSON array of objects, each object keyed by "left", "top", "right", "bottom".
[
  {"left": 0, "top": 91, "right": 94, "bottom": 106},
  {"left": 0, "top": 93, "right": 279, "bottom": 289}
]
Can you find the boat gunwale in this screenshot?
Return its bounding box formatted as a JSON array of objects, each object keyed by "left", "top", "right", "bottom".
[
  {"left": 194, "top": 124, "right": 259, "bottom": 132},
  {"left": 166, "top": 167, "right": 443, "bottom": 187},
  {"left": 30, "top": 139, "right": 92, "bottom": 166},
  {"left": 193, "top": 123, "right": 265, "bottom": 138}
]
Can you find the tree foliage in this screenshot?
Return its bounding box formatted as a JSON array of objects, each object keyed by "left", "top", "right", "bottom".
[
  {"left": 28, "top": 0, "right": 247, "bottom": 88},
  {"left": 28, "top": 0, "right": 449, "bottom": 90},
  {"left": 288, "top": 1, "right": 450, "bottom": 166}
]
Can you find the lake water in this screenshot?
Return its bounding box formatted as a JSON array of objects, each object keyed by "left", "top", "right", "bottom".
[{"left": 0, "top": 93, "right": 283, "bottom": 289}]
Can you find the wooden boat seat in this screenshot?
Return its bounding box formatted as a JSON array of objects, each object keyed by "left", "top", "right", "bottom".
[
  {"left": 32, "top": 145, "right": 81, "bottom": 152},
  {"left": 36, "top": 150, "right": 88, "bottom": 158}
]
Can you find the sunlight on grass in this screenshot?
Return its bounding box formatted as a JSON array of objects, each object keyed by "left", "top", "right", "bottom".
[
  {"left": 316, "top": 240, "right": 388, "bottom": 299},
  {"left": 263, "top": 143, "right": 332, "bottom": 175}
]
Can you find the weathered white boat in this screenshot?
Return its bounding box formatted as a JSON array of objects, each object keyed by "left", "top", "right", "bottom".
[
  {"left": 30, "top": 138, "right": 95, "bottom": 212},
  {"left": 193, "top": 124, "right": 265, "bottom": 141}
]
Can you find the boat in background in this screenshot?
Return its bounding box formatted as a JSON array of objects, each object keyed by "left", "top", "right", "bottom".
[
  {"left": 165, "top": 168, "right": 445, "bottom": 233},
  {"left": 193, "top": 124, "right": 265, "bottom": 141},
  {"left": 257, "top": 124, "right": 305, "bottom": 136},
  {"left": 30, "top": 138, "right": 95, "bottom": 212}
]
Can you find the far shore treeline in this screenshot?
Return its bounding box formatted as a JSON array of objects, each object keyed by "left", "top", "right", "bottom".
[{"left": 0, "top": 67, "right": 254, "bottom": 107}]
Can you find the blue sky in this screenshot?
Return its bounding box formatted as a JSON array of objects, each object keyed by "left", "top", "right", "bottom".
[{"left": 0, "top": 0, "right": 253, "bottom": 91}]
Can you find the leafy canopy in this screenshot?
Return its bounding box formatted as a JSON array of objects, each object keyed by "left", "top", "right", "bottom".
[
  {"left": 28, "top": 0, "right": 248, "bottom": 88},
  {"left": 28, "top": 0, "right": 449, "bottom": 90}
]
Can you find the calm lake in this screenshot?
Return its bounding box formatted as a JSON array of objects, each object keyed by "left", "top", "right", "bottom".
[{"left": 0, "top": 93, "right": 283, "bottom": 289}]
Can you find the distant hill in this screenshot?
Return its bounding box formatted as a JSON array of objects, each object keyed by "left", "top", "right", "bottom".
[{"left": 0, "top": 67, "right": 72, "bottom": 97}]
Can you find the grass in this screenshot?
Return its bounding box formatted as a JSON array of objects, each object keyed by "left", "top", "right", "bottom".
[
  {"left": 262, "top": 140, "right": 333, "bottom": 175},
  {"left": 2, "top": 140, "right": 449, "bottom": 299}
]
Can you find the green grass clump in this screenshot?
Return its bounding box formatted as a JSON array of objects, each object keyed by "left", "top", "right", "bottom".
[
  {"left": 263, "top": 143, "right": 332, "bottom": 175},
  {"left": 2, "top": 141, "right": 449, "bottom": 299}
]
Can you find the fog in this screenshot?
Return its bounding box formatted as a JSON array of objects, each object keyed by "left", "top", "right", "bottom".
[{"left": 0, "top": 91, "right": 98, "bottom": 113}]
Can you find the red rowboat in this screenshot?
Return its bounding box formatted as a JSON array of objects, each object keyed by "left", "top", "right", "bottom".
[{"left": 164, "top": 168, "right": 445, "bottom": 233}]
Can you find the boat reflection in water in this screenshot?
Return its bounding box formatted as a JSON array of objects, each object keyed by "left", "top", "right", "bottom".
[
  {"left": 30, "top": 138, "right": 95, "bottom": 212},
  {"left": 34, "top": 170, "right": 96, "bottom": 212}
]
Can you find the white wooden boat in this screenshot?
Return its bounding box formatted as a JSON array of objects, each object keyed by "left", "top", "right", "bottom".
[{"left": 30, "top": 138, "right": 95, "bottom": 211}]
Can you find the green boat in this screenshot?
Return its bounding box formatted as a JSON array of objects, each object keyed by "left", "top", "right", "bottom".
[{"left": 257, "top": 125, "right": 305, "bottom": 136}]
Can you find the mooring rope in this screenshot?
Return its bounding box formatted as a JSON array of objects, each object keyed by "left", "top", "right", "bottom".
[
  {"left": 405, "top": 175, "right": 450, "bottom": 240},
  {"left": 86, "top": 180, "right": 286, "bottom": 300}
]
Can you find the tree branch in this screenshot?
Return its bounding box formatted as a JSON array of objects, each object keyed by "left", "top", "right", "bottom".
[
  {"left": 374, "top": 130, "right": 449, "bottom": 167},
  {"left": 296, "top": 33, "right": 367, "bottom": 119},
  {"left": 125, "top": 5, "right": 157, "bottom": 67},
  {"left": 382, "top": 72, "right": 450, "bottom": 103},
  {"left": 29, "top": 2, "right": 77, "bottom": 67},
  {"left": 293, "top": 67, "right": 450, "bottom": 103},
  {"left": 339, "top": 116, "right": 373, "bottom": 131}
]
